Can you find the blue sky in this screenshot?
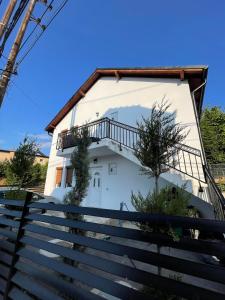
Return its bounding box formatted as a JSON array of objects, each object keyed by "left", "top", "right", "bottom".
[{"left": 0, "top": 0, "right": 224, "bottom": 155}]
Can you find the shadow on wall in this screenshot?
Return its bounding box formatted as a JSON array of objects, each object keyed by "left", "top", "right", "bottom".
[{"left": 102, "top": 100, "right": 176, "bottom": 129}]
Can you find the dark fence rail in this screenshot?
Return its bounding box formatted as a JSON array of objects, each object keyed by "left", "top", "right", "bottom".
[{"left": 0, "top": 194, "right": 225, "bottom": 299}]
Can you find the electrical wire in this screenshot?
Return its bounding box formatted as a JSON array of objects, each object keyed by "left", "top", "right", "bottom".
[
  {"left": 0, "top": 0, "right": 29, "bottom": 56},
  {"left": 19, "top": 0, "right": 55, "bottom": 52},
  {"left": 16, "top": 0, "right": 69, "bottom": 66}
]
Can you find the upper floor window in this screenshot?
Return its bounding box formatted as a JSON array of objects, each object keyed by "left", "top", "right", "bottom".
[{"left": 108, "top": 111, "right": 118, "bottom": 121}]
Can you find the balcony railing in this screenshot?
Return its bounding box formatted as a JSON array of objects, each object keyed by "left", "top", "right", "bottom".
[{"left": 56, "top": 117, "right": 139, "bottom": 151}]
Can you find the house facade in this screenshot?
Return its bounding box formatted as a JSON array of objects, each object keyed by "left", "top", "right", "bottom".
[{"left": 44, "top": 66, "right": 221, "bottom": 218}]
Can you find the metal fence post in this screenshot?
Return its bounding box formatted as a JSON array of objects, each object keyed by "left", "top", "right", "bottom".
[{"left": 4, "top": 192, "right": 33, "bottom": 300}]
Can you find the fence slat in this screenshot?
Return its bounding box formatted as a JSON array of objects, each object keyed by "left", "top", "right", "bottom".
[
  {"left": 21, "top": 235, "right": 225, "bottom": 285},
  {"left": 27, "top": 203, "right": 225, "bottom": 232},
  {"left": 18, "top": 248, "right": 149, "bottom": 300},
  {"left": 15, "top": 261, "right": 104, "bottom": 300},
  {"left": 24, "top": 222, "right": 225, "bottom": 257},
  {"left": 11, "top": 272, "right": 64, "bottom": 300},
  {"left": 0, "top": 199, "right": 25, "bottom": 207},
  {"left": 9, "top": 286, "right": 34, "bottom": 300}
]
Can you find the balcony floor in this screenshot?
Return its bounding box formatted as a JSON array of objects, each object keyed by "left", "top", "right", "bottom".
[{"left": 56, "top": 138, "right": 117, "bottom": 158}]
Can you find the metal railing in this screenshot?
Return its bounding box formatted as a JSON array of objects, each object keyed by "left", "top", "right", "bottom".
[
  {"left": 0, "top": 194, "right": 225, "bottom": 299},
  {"left": 204, "top": 165, "right": 225, "bottom": 220},
  {"left": 56, "top": 117, "right": 139, "bottom": 151},
  {"left": 57, "top": 118, "right": 205, "bottom": 182}
]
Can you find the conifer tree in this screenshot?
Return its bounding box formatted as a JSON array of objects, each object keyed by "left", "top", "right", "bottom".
[
  {"left": 6, "top": 137, "right": 38, "bottom": 189},
  {"left": 63, "top": 126, "right": 91, "bottom": 268},
  {"left": 135, "top": 101, "right": 187, "bottom": 194}
]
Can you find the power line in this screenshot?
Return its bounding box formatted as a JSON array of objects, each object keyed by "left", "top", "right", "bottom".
[
  {"left": 16, "top": 0, "right": 68, "bottom": 66},
  {"left": 11, "top": 79, "right": 46, "bottom": 112},
  {"left": 0, "top": 0, "right": 29, "bottom": 56},
  {"left": 19, "top": 0, "right": 55, "bottom": 52}
]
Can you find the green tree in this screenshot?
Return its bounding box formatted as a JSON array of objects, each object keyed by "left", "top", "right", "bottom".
[
  {"left": 63, "top": 126, "right": 91, "bottom": 271},
  {"left": 0, "top": 160, "right": 9, "bottom": 178},
  {"left": 135, "top": 101, "right": 187, "bottom": 194},
  {"left": 64, "top": 126, "right": 91, "bottom": 206},
  {"left": 132, "top": 185, "right": 192, "bottom": 235},
  {"left": 5, "top": 138, "right": 38, "bottom": 189},
  {"left": 39, "top": 163, "right": 48, "bottom": 182},
  {"left": 200, "top": 106, "right": 225, "bottom": 164}
]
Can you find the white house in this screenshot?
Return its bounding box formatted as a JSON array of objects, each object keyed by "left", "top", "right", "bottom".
[{"left": 44, "top": 66, "right": 222, "bottom": 219}]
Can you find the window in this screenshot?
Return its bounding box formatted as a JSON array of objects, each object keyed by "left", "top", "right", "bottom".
[
  {"left": 65, "top": 167, "right": 73, "bottom": 187},
  {"left": 108, "top": 111, "right": 118, "bottom": 121},
  {"left": 55, "top": 167, "right": 63, "bottom": 187},
  {"left": 108, "top": 163, "right": 117, "bottom": 175}
]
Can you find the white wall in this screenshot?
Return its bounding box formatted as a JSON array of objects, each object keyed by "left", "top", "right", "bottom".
[
  {"left": 48, "top": 154, "right": 175, "bottom": 211},
  {"left": 44, "top": 76, "right": 203, "bottom": 202}
]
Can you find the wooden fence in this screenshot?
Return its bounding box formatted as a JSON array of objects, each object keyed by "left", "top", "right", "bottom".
[{"left": 0, "top": 192, "right": 225, "bottom": 299}]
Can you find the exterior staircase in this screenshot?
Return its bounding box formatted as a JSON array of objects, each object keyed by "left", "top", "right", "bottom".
[{"left": 57, "top": 118, "right": 225, "bottom": 220}]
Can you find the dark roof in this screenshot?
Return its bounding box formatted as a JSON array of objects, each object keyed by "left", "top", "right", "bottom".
[
  {"left": 0, "top": 149, "right": 11, "bottom": 153},
  {"left": 45, "top": 66, "right": 208, "bottom": 133},
  {"left": 36, "top": 150, "right": 49, "bottom": 158}
]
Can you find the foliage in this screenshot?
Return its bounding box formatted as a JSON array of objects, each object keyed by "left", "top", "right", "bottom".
[
  {"left": 64, "top": 126, "right": 91, "bottom": 206},
  {"left": 30, "top": 163, "right": 48, "bottom": 185},
  {"left": 142, "top": 274, "right": 183, "bottom": 300},
  {"left": 200, "top": 106, "right": 225, "bottom": 164},
  {"left": 39, "top": 162, "right": 48, "bottom": 182},
  {"left": 0, "top": 160, "right": 9, "bottom": 178},
  {"left": 5, "top": 138, "right": 38, "bottom": 188},
  {"left": 2, "top": 189, "right": 42, "bottom": 201},
  {"left": 63, "top": 126, "right": 91, "bottom": 271},
  {"left": 135, "top": 101, "right": 187, "bottom": 193},
  {"left": 3, "top": 189, "right": 28, "bottom": 200},
  {"left": 131, "top": 185, "right": 192, "bottom": 240}
]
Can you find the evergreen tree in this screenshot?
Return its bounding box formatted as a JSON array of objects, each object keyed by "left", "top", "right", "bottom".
[
  {"left": 200, "top": 106, "right": 225, "bottom": 164},
  {"left": 64, "top": 126, "right": 91, "bottom": 206},
  {"left": 63, "top": 126, "right": 91, "bottom": 269},
  {"left": 135, "top": 101, "right": 188, "bottom": 193},
  {"left": 6, "top": 138, "right": 38, "bottom": 189}
]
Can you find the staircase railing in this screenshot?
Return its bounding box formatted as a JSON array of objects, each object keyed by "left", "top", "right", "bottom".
[
  {"left": 204, "top": 165, "right": 225, "bottom": 220},
  {"left": 57, "top": 118, "right": 206, "bottom": 182}
]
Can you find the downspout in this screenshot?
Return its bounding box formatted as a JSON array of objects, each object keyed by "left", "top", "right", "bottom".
[{"left": 191, "top": 79, "right": 207, "bottom": 166}]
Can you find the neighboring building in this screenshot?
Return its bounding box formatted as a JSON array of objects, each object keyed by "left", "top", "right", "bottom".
[
  {"left": 0, "top": 149, "right": 49, "bottom": 165},
  {"left": 44, "top": 66, "right": 222, "bottom": 218},
  {"left": 0, "top": 149, "right": 49, "bottom": 189}
]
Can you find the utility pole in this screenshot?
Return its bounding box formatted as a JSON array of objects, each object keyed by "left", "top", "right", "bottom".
[
  {"left": 0, "top": 0, "right": 17, "bottom": 40},
  {"left": 0, "top": 0, "right": 37, "bottom": 107}
]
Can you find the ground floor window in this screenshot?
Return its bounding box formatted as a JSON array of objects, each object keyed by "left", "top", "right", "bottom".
[
  {"left": 55, "top": 167, "right": 63, "bottom": 187},
  {"left": 65, "top": 166, "right": 73, "bottom": 187}
]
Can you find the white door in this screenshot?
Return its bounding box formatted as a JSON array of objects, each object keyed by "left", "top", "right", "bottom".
[{"left": 86, "top": 167, "right": 102, "bottom": 207}]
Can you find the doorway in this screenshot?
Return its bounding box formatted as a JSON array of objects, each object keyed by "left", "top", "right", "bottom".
[{"left": 86, "top": 167, "right": 102, "bottom": 207}]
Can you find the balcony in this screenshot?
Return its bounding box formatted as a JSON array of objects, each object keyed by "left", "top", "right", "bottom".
[{"left": 56, "top": 117, "right": 139, "bottom": 151}]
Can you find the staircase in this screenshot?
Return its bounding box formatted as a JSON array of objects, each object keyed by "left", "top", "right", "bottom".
[{"left": 57, "top": 118, "right": 225, "bottom": 219}]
